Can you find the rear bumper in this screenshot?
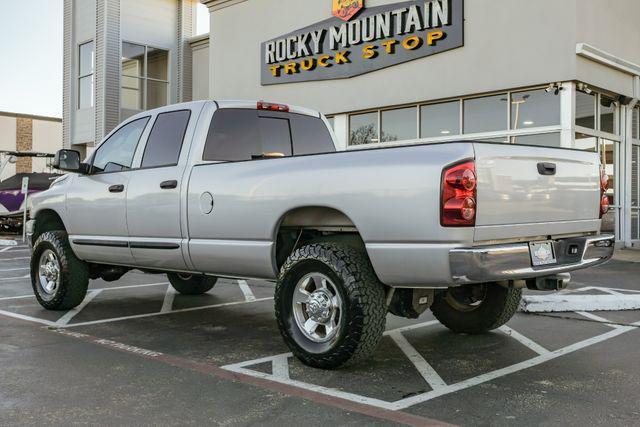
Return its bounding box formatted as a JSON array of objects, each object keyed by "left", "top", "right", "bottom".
[{"left": 450, "top": 234, "right": 615, "bottom": 284}]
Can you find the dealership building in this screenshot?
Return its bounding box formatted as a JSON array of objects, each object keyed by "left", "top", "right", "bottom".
[{"left": 63, "top": 0, "right": 640, "bottom": 247}]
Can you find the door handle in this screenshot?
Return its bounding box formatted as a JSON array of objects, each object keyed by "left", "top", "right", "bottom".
[
  {"left": 108, "top": 184, "right": 125, "bottom": 193},
  {"left": 160, "top": 180, "right": 178, "bottom": 189},
  {"left": 537, "top": 162, "right": 556, "bottom": 176}
]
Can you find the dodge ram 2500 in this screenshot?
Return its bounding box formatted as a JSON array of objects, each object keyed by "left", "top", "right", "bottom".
[{"left": 27, "top": 100, "right": 615, "bottom": 369}]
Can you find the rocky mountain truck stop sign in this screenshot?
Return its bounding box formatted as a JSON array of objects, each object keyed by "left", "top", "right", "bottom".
[{"left": 261, "top": 0, "right": 464, "bottom": 85}]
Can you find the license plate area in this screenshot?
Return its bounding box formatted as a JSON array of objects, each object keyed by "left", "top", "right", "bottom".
[{"left": 529, "top": 241, "right": 557, "bottom": 266}]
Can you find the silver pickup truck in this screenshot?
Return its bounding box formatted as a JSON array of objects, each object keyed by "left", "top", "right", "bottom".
[{"left": 27, "top": 100, "right": 614, "bottom": 369}]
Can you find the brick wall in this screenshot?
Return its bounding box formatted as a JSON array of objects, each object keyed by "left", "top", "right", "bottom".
[{"left": 16, "top": 118, "right": 33, "bottom": 173}]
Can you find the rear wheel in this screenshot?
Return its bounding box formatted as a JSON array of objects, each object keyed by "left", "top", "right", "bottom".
[
  {"left": 167, "top": 273, "right": 217, "bottom": 295},
  {"left": 30, "top": 231, "right": 90, "bottom": 310},
  {"left": 430, "top": 283, "right": 522, "bottom": 334},
  {"left": 275, "top": 243, "right": 386, "bottom": 369}
]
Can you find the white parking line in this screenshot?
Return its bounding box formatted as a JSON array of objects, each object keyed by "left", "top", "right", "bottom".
[
  {"left": 499, "top": 326, "right": 550, "bottom": 355},
  {"left": 0, "top": 248, "right": 30, "bottom": 253},
  {"left": 574, "top": 311, "right": 623, "bottom": 328},
  {"left": 393, "top": 323, "right": 636, "bottom": 410},
  {"left": 60, "top": 297, "right": 273, "bottom": 328},
  {"left": 0, "top": 308, "right": 56, "bottom": 326},
  {"left": 161, "top": 285, "right": 177, "bottom": 313},
  {"left": 55, "top": 290, "right": 103, "bottom": 326},
  {"left": 237, "top": 280, "right": 256, "bottom": 302},
  {"left": 223, "top": 314, "right": 640, "bottom": 411},
  {"left": 0, "top": 281, "right": 170, "bottom": 302},
  {"left": 0, "top": 256, "right": 30, "bottom": 262},
  {"left": 0, "top": 267, "right": 29, "bottom": 272},
  {"left": 388, "top": 330, "right": 447, "bottom": 390},
  {"left": 0, "top": 274, "right": 30, "bottom": 281}
]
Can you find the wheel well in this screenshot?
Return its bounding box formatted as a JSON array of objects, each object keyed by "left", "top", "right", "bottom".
[
  {"left": 274, "top": 207, "right": 365, "bottom": 271},
  {"left": 33, "top": 210, "right": 66, "bottom": 243}
]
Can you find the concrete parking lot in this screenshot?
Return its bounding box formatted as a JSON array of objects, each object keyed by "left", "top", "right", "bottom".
[{"left": 1, "top": 243, "right": 639, "bottom": 426}]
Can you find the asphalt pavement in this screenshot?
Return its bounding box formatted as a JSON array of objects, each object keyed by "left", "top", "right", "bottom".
[{"left": 1, "top": 242, "right": 639, "bottom": 426}]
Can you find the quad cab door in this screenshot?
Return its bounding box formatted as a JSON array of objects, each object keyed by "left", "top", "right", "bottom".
[
  {"left": 125, "top": 108, "right": 200, "bottom": 271},
  {"left": 66, "top": 116, "right": 151, "bottom": 264}
]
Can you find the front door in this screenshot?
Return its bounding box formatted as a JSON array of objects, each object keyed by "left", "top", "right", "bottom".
[
  {"left": 67, "top": 116, "right": 151, "bottom": 264},
  {"left": 126, "top": 109, "right": 194, "bottom": 271}
]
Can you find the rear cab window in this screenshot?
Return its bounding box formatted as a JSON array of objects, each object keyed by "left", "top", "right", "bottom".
[
  {"left": 141, "top": 110, "right": 191, "bottom": 168},
  {"left": 203, "top": 109, "right": 335, "bottom": 162}
]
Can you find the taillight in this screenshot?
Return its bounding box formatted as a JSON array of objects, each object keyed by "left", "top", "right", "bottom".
[
  {"left": 257, "top": 101, "right": 289, "bottom": 112},
  {"left": 441, "top": 160, "right": 477, "bottom": 227},
  {"left": 600, "top": 165, "right": 609, "bottom": 218}
]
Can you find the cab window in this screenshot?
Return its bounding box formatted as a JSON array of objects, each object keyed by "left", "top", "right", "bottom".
[
  {"left": 92, "top": 117, "right": 149, "bottom": 173},
  {"left": 203, "top": 109, "right": 292, "bottom": 161},
  {"left": 203, "top": 109, "right": 335, "bottom": 162},
  {"left": 141, "top": 110, "right": 191, "bottom": 168}
]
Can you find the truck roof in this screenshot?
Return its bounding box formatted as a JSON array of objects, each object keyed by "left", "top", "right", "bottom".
[{"left": 124, "top": 100, "right": 322, "bottom": 122}]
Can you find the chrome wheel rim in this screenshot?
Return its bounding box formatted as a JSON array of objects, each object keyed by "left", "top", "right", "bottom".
[
  {"left": 38, "top": 249, "right": 61, "bottom": 296},
  {"left": 292, "top": 273, "right": 342, "bottom": 343},
  {"left": 177, "top": 273, "right": 193, "bottom": 281}
]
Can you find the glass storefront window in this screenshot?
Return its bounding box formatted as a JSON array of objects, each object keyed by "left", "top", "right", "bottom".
[
  {"left": 121, "top": 76, "right": 144, "bottom": 110},
  {"left": 122, "top": 42, "right": 145, "bottom": 77},
  {"left": 599, "top": 95, "right": 617, "bottom": 134},
  {"left": 121, "top": 42, "right": 169, "bottom": 115},
  {"left": 381, "top": 107, "right": 417, "bottom": 142},
  {"left": 78, "top": 41, "right": 94, "bottom": 109},
  {"left": 147, "top": 48, "right": 168, "bottom": 80},
  {"left": 576, "top": 90, "right": 596, "bottom": 129},
  {"left": 600, "top": 138, "right": 617, "bottom": 205},
  {"left": 633, "top": 107, "right": 639, "bottom": 140},
  {"left": 146, "top": 80, "right": 168, "bottom": 110},
  {"left": 574, "top": 132, "right": 598, "bottom": 152},
  {"left": 511, "top": 89, "right": 560, "bottom": 130},
  {"left": 463, "top": 94, "right": 507, "bottom": 134},
  {"left": 510, "top": 133, "right": 561, "bottom": 148},
  {"left": 326, "top": 117, "right": 335, "bottom": 130},
  {"left": 349, "top": 112, "right": 378, "bottom": 145},
  {"left": 420, "top": 101, "right": 460, "bottom": 138}
]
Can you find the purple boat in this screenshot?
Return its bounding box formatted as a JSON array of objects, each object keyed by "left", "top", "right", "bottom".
[{"left": 0, "top": 172, "right": 61, "bottom": 231}]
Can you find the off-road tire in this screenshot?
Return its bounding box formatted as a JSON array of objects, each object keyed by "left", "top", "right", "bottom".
[
  {"left": 30, "top": 230, "right": 90, "bottom": 311},
  {"left": 431, "top": 283, "right": 522, "bottom": 334},
  {"left": 275, "top": 243, "right": 386, "bottom": 369},
  {"left": 167, "top": 273, "right": 217, "bottom": 295}
]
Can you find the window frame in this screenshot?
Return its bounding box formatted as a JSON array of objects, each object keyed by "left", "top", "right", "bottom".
[
  {"left": 120, "top": 41, "right": 171, "bottom": 115},
  {"left": 346, "top": 85, "right": 564, "bottom": 150},
  {"left": 77, "top": 40, "right": 95, "bottom": 110},
  {"left": 139, "top": 109, "right": 192, "bottom": 170},
  {"left": 90, "top": 116, "right": 151, "bottom": 175}
]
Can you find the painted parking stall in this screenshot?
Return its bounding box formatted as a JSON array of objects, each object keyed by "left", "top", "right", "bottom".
[{"left": 1, "top": 244, "right": 639, "bottom": 423}]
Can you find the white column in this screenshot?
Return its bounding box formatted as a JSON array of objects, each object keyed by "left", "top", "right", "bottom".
[
  {"left": 333, "top": 114, "right": 349, "bottom": 151},
  {"left": 559, "top": 81, "right": 575, "bottom": 149},
  {"left": 94, "top": 0, "right": 121, "bottom": 142},
  {"left": 177, "top": 0, "right": 196, "bottom": 103},
  {"left": 62, "top": 0, "right": 74, "bottom": 148}
]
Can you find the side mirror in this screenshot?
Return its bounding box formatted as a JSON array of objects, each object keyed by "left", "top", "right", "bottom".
[{"left": 53, "top": 149, "right": 88, "bottom": 173}]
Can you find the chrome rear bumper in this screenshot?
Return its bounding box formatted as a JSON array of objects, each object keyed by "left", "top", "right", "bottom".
[{"left": 450, "top": 234, "right": 615, "bottom": 284}]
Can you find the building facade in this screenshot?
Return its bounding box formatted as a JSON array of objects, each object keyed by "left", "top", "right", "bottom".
[
  {"left": 0, "top": 112, "right": 62, "bottom": 180},
  {"left": 62, "top": 0, "right": 199, "bottom": 158},
  {"left": 64, "top": 0, "right": 640, "bottom": 248}
]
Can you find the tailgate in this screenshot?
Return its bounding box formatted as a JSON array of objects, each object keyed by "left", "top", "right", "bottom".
[{"left": 473, "top": 143, "right": 601, "bottom": 241}]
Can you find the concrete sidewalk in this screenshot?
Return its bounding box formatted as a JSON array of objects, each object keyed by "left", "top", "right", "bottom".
[{"left": 614, "top": 249, "right": 640, "bottom": 263}]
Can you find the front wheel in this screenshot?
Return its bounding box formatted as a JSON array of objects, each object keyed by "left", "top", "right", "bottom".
[
  {"left": 167, "top": 273, "right": 217, "bottom": 295},
  {"left": 430, "top": 283, "right": 522, "bottom": 334},
  {"left": 30, "top": 231, "right": 90, "bottom": 310},
  {"left": 275, "top": 243, "right": 386, "bottom": 369}
]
